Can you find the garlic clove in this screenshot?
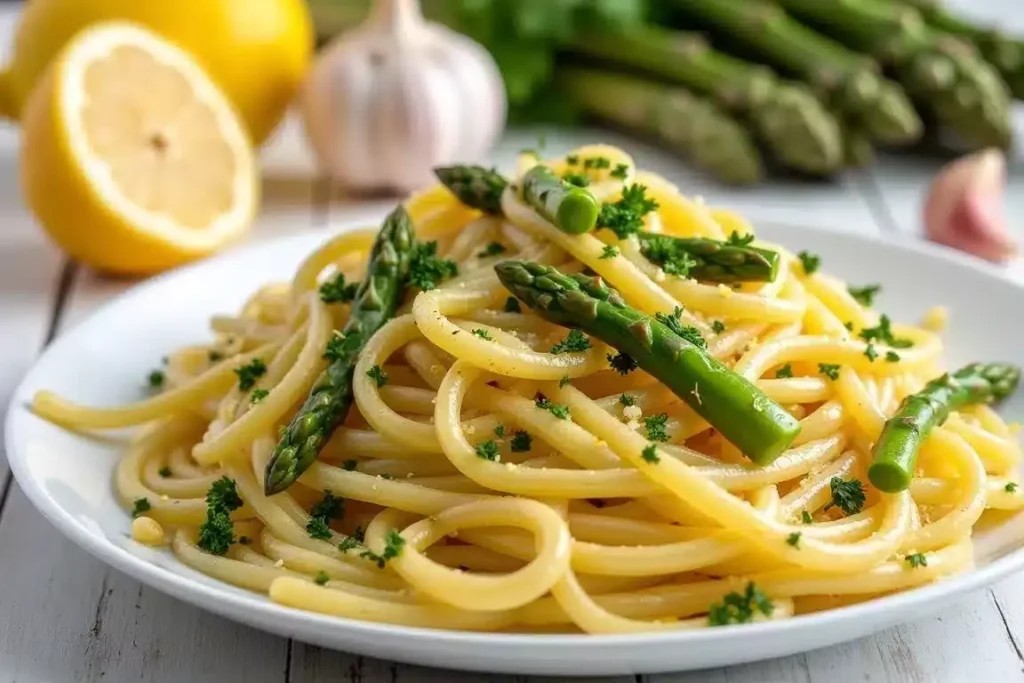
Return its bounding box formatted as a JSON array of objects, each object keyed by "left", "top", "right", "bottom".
[{"left": 923, "top": 148, "right": 1017, "bottom": 263}]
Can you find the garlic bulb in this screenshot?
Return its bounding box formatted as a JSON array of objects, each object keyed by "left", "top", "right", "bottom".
[{"left": 299, "top": 0, "right": 506, "bottom": 193}]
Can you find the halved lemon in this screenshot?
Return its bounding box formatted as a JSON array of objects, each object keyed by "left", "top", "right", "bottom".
[{"left": 20, "top": 22, "right": 258, "bottom": 275}]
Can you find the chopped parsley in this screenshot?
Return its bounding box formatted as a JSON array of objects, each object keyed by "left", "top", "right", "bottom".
[
  {"left": 707, "top": 583, "right": 774, "bottom": 626},
  {"left": 641, "top": 443, "right": 660, "bottom": 464},
  {"left": 342, "top": 459, "right": 358, "bottom": 471},
  {"left": 158, "top": 466, "right": 172, "bottom": 478},
  {"left": 864, "top": 343, "right": 878, "bottom": 362},
  {"left": 338, "top": 528, "right": 365, "bottom": 553},
  {"left": 408, "top": 241, "right": 458, "bottom": 291},
  {"left": 510, "top": 430, "right": 532, "bottom": 452},
  {"left": 310, "top": 491, "right": 344, "bottom": 523},
  {"left": 366, "top": 365, "right": 389, "bottom": 387},
  {"left": 306, "top": 517, "right": 333, "bottom": 540},
  {"left": 844, "top": 321, "right": 854, "bottom": 331},
  {"left": 727, "top": 231, "right": 755, "bottom": 247},
  {"left": 797, "top": 251, "right": 821, "bottom": 275},
  {"left": 147, "top": 370, "right": 165, "bottom": 389},
  {"left": 475, "top": 439, "right": 500, "bottom": 462},
  {"left": 478, "top": 242, "right": 506, "bottom": 258},
  {"left": 619, "top": 393, "right": 637, "bottom": 407},
  {"left": 323, "top": 332, "right": 356, "bottom": 362},
  {"left": 597, "top": 184, "right": 659, "bottom": 239},
  {"left": 563, "top": 172, "right": 590, "bottom": 187},
  {"left": 599, "top": 244, "right": 619, "bottom": 259},
  {"left": 801, "top": 511, "right": 813, "bottom": 524},
  {"left": 471, "top": 328, "right": 493, "bottom": 341},
  {"left": 644, "top": 413, "right": 670, "bottom": 442},
  {"left": 198, "top": 476, "right": 243, "bottom": 555},
  {"left": 655, "top": 307, "right": 706, "bottom": 349},
  {"left": 848, "top": 284, "right": 881, "bottom": 307},
  {"left": 359, "top": 530, "right": 406, "bottom": 569},
  {"left": 131, "top": 497, "right": 151, "bottom": 518},
  {"left": 775, "top": 364, "right": 794, "bottom": 379},
  {"left": 611, "top": 163, "right": 630, "bottom": 179},
  {"left": 859, "top": 315, "right": 913, "bottom": 348},
  {"left": 819, "top": 363, "right": 840, "bottom": 380},
  {"left": 786, "top": 532, "right": 801, "bottom": 548},
  {"left": 208, "top": 350, "right": 224, "bottom": 363},
  {"left": 503, "top": 297, "right": 522, "bottom": 313},
  {"left": 565, "top": 154, "right": 579, "bottom": 165},
  {"left": 711, "top": 320, "right": 726, "bottom": 334},
  {"left": 905, "top": 553, "right": 928, "bottom": 568},
  {"left": 885, "top": 351, "right": 901, "bottom": 363},
  {"left": 559, "top": 375, "right": 571, "bottom": 388},
  {"left": 607, "top": 351, "right": 639, "bottom": 375},
  {"left": 1006, "top": 482, "right": 1019, "bottom": 493},
  {"left": 824, "top": 477, "right": 866, "bottom": 516},
  {"left": 234, "top": 359, "right": 267, "bottom": 391},
  {"left": 314, "top": 571, "right": 330, "bottom": 585},
  {"left": 551, "top": 329, "right": 591, "bottom": 354},
  {"left": 583, "top": 156, "right": 611, "bottom": 170},
  {"left": 250, "top": 388, "right": 269, "bottom": 404},
  {"left": 494, "top": 424, "right": 505, "bottom": 438},
  {"left": 319, "top": 272, "right": 359, "bottom": 303},
  {"left": 535, "top": 395, "right": 570, "bottom": 420},
  {"left": 638, "top": 234, "right": 698, "bottom": 277}
]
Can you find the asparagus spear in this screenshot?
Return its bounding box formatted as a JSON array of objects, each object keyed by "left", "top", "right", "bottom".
[
  {"left": 559, "top": 67, "right": 763, "bottom": 185},
  {"left": 869, "top": 363, "right": 1020, "bottom": 492},
  {"left": 264, "top": 207, "right": 414, "bottom": 495},
  {"left": 637, "top": 232, "right": 781, "bottom": 282},
  {"left": 494, "top": 261, "right": 801, "bottom": 464},
  {"left": 520, "top": 165, "right": 601, "bottom": 235},
  {"left": 776, "top": 0, "right": 1012, "bottom": 149},
  {"left": 434, "top": 165, "right": 507, "bottom": 214},
  {"left": 671, "top": 0, "right": 922, "bottom": 148},
  {"left": 895, "top": 0, "right": 1024, "bottom": 100},
  {"left": 568, "top": 27, "right": 844, "bottom": 176}
]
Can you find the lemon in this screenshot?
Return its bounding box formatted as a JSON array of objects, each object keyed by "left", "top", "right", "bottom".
[
  {"left": 20, "top": 22, "right": 259, "bottom": 275},
  {"left": 0, "top": 0, "right": 312, "bottom": 144}
]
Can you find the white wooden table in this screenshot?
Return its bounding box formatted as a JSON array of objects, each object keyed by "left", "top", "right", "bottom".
[{"left": 4, "top": 3, "right": 1024, "bottom": 682}]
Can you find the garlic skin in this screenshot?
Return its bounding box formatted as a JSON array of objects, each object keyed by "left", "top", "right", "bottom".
[
  {"left": 300, "top": 0, "right": 506, "bottom": 193},
  {"left": 923, "top": 148, "right": 1016, "bottom": 263}
]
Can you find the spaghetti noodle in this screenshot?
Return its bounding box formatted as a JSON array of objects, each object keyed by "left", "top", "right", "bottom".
[{"left": 31, "top": 144, "right": 1022, "bottom": 633}]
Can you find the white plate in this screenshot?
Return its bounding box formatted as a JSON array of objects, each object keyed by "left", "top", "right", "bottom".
[{"left": 7, "top": 223, "right": 1024, "bottom": 677}]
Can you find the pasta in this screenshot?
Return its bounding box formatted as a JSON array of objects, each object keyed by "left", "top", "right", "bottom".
[{"left": 31, "top": 144, "right": 1023, "bottom": 634}]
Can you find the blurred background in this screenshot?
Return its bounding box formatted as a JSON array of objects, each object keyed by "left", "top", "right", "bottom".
[{"left": 1, "top": 0, "right": 1022, "bottom": 275}]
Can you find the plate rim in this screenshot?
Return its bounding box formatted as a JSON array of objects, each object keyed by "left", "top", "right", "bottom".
[{"left": 7, "top": 221, "right": 1024, "bottom": 671}]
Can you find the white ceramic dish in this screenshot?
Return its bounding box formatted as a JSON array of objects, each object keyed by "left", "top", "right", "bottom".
[{"left": 7, "top": 223, "right": 1024, "bottom": 677}]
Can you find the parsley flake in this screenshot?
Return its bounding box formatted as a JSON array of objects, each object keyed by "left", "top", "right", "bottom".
[
  {"left": 885, "top": 351, "right": 901, "bottom": 363},
  {"left": 367, "top": 365, "right": 389, "bottom": 387},
  {"left": 599, "top": 244, "right": 619, "bottom": 259},
  {"left": 644, "top": 413, "right": 670, "bottom": 442},
  {"left": 655, "top": 307, "right": 707, "bottom": 349},
  {"left": 208, "top": 350, "right": 224, "bottom": 363},
  {"left": 775, "top": 364, "right": 794, "bottom": 379},
  {"left": 563, "top": 172, "right": 590, "bottom": 187},
  {"left": 250, "top": 388, "right": 269, "bottom": 404},
  {"left": 641, "top": 443, "right": 660, "bottom": 464},
  {"left": 551, "top": 329, "right": 591, "bottom": 354},
  {"left": 510, "top": 430, "right": 532, "bottom": 452},
  {"left": 565, "top": 154, "right": 579, "bottom": 165},
  {"left": 472, "top": 328, "right": 493, "bottom": 341},
  {"left": 310, "top": 491, "right": 344, "bottom": 523},
  {"left": 131, "top": 497, "right": 151, "bottom": 518},
  {"left": 338, "top": 529, "right": 365, "bottom": 553},
  {"left": 198, "top": 477, "right": 243, "bottom": 555},
  {"left": 638, "top": 234, "right": 698, "bottom": 276},
  {"left": 1007, "top": 482, "right": 1019, "bottom": 493},
  {"left": 727, "top": 231, "right": 754, "bottom": 247},
  {"left": 158, "top": 466, "right": 172, "bottom": 478},
  {"left": 708, "top": 583, "right": 774, "bottom": 626},
  {"left": 619, "top": 393, "right": 637, "bottom": 407},
  {"left": 409, "top": 241, "right": 458, "bottom": 291},
  {"left": 342, "top": 459, "right": 358, "bottom": 471},
  {"left": 583, "top": 156, "right": 611, "bottom": 170},
  {"left": 559, "top": 375, "right": 571, "bottom": 388},
  {"left": 864, "top": 343, "right": 878, "bottom": 362},
  {"left": 819, "top": 363, "right": 840, "bottom": 380},
  {"left": 824, "top": 477, "right": 866, "bottom": 516},
  {"left": 494, "top": 424, "right": 505, "bottom": 438},
  {"left": 147, "top": 370, "right": 165, "bottom": 389},
  {"left": 786, "top": 532, "right": 801, "bottom": 548},
  {"left": 319, "top": 272, "right": 359, "bottom": 304},
  {"left": 607, "top": 352, "right": 639, "bottom": 375},
  {"left": 597, "top": 184, "right": 659, "bottom": 239},
  {"left": 475, "top": 439, "right": 500, "bottom": 462},
  {"left": 611, "top": 163, "right": 630, "bottom": 179},
  {"left": 234, "top": 359, "right": 267, "bottom": 391},
  {"left": 798, "top": 251, "right": 821, "bottom": 275},
  {"left": 315, "top": 571, "right": 330, "bottom": 585},
  {"left": 478, "top": 242, "right": 507, "bottom": 258},
  {"left": 860, "top": 314, "right": 913, "bottom": 348},
  {"left": 306, "top": 517, "right": 333, "bottom": 540},
  {"left": 848, "top": 284, "right": 881, "bottom": 307},
  {"left": 535, "top": 395, "right": 570, "bottom": 420},
  {"left": 801, "top": 511, "right": 813, "bottom": 524},
  {"left": 905, "top": 553, "right": 928, "bottom": 568},
  {"left": 359, "top": 530, "right": 406, "bottom": 568},
  {"left": 712, "top": 320, "right": 726, "bottom": 334}
]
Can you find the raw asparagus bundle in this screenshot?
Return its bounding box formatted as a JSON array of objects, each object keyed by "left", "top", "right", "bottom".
[
  {"left": 495, "top": 260, "right": 801, "bottom": 463},
  {"left": 264, "top": 206, "right": 414, "bottom": 494},
  {"left": 776, "top": 0, "right": 1012, "bottom": 149},
  {"left": 568, "top": 27, "right": 845, "bottom": 176},
  {"left": 559, "top": 67, "right": 764, "bottom": 185},
  {"left": 869, "top": 363, "right": 1020, "bottom": 492},
  {"left": 895, "top": 0, "right": 1024, "bottom": 99},
  {"left": 671, "top": 0, "right": 922, "bottom": 148}
]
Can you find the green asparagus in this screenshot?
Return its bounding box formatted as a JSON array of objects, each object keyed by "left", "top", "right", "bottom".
[
  {"left": 521, "top": 165, "right": 601, "bottom": 234},
  {"left": 894, "top": 0, "right": 1024, "bottom": 100},
  {"left": 264, "top": 207, "right": 414, "bottom": 495},
  {"left": 559, "top": 67, "right": 763, "bottom": 185},
  {"left": 868, "top": 363, "right": 1020, "bottom": 492},
  {"left": 777, "top": 0, "right": 1012, "bottom": 149},
  {"left": 672, "top": 0, "right": 922, "bottom": 147},
  {"left": 568, "top": 27, "right": 844, "bottom": 176},
  {"left": 434, "top": 165, "right": 508, "bottom": 214},
  {"left": 494, "top": 261, "right": 801, "bottom": 464},
  {"left": 637, "top": 232, "right": 781, "bottom": 282}
]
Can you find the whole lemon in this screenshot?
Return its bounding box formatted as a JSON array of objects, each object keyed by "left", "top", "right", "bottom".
[{"left": 0, "top": 0, "right": 313, "bottom": 144}]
